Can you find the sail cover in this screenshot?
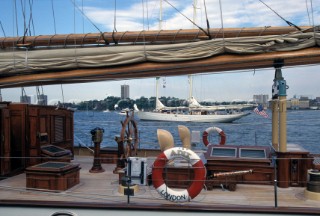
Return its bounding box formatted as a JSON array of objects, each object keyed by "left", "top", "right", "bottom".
[{"left": 0, "top": 31, "right": 319, "bottom": 87}]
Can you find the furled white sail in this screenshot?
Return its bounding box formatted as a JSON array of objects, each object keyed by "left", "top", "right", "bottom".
[
  {"left": 188, "top": 96, "right": 202, "bottom": 108},
  {"left": 156, "top": 98, "right": 166, "bottom": 110},
  {"left": 0, "top": 32, "right": 319, "bottom": 75}
]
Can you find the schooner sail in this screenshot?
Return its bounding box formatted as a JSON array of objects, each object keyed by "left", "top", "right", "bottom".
[{"left": 134, "top": 76, "right": 250, "bottom": 123}]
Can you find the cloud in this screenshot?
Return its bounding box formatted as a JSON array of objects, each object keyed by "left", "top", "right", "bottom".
[{"left": 82, "top": 0, "right": 319, "bottom": 31}]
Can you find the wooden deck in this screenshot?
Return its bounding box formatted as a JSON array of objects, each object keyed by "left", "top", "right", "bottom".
[{"left": 0, "top": 155, "right": 319, "bottom": 215}]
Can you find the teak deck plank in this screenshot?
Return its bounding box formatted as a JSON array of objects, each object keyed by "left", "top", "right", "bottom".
[{"left": 0, "top": 155, "right": 319, "bottom": 209}]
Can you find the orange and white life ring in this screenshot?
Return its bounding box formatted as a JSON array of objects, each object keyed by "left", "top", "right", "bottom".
[
  {"left": 202, "top": 126, "right": 226, "bottom": 146},
  {"left": 152, "top": 147, "right": 206, "bottom": 202}
]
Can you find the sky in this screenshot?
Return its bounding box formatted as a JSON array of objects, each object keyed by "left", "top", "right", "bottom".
[{"left": 0, "top": 0, "right": 320, "bottom": 104}]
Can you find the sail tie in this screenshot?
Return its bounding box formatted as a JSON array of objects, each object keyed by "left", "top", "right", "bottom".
[{"left": 25, "top": 47, "right": 29, "bottom": 70}]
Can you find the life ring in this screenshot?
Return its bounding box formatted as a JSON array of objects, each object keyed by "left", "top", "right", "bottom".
[
  {"left": 202, "top": 126, "right": 226, "bottom": 146},
  {"left": 152, "top": 147, "right": 206, "bottom": 202}
]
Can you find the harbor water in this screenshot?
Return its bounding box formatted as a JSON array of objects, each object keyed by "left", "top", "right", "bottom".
[{"left": 74, "top": 110, "right": 320, "bottom": 154}]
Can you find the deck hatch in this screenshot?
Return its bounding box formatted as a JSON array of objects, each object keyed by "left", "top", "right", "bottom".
[
  {"left": 210, "top": 147, "right": 237, "bottom": 157},
  {"left": 240, "top": 148, "right": 266, "bottom": 159}
]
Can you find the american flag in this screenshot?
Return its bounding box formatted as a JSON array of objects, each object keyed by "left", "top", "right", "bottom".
[{"left": 254, "top": 104, "right": 268, "bottom": 118}]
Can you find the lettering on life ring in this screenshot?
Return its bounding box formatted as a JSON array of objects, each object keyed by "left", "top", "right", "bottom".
[
  {"left": 152, "top": 147, "right": 206, "bottom": 202},
  {"left": 202, "top": 126, "right": 226, "bottom": 146}
]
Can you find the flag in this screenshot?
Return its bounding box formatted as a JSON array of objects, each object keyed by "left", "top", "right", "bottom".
[{"left": 254, "top": 104, "right": 269, "bottom": 118}]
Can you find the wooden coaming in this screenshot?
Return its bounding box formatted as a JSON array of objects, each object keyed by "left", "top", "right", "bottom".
[{"left": 0, "top": 103, "right": 74, "bottom": 177}]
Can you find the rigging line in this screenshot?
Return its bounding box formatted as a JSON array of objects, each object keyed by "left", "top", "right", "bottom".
[
  {"left": 20, "top": 0, "right": 27, "bottom": 37},
  {"left": 73, "top": 0, "right": 78, "bottom": 67},
  {"left": 112, "top": 0, "right": 117, "bottom": 44},
  {"left": 218, "top": 0, "right": 225, "bottom": 46},
  {"left": 113, "top": 0, "right": 117, "bottom": 32},
  {"left": 69, "top": 0, "right": 108, "bottom": 44},
  {"left": 142, "top": 0, "right": 147, "bottom": 60},
  {"left": 0, "top": 21, "right": 6, "bottom": 37},
  {"left": 203, "top": 0, "right": 212, "bottom": 39},
  {"left": 51, "top": 0, "right": 57, "bottom": 34},
  {"left": 12, "top": 0, "right": 17, "bottom": 73},
  {"left": 146, "top": 0, "right": 150, "bottom": 30},
  {"left": 163, "top": 0, "right": 211, "bottom": 39},
  {"left": 82, "top": 0, "right": 84, "bottom": 33},
  {"left": 258, "top": 0, "right": 301, "bottom": 31},
  {"left": 26, "top": 0, "right": 31, "bottom": 35},
  {"left": 28, "top": 0, "right": 35, "bottom": 36},
  {"left": 305, "top": 0, "right": 311, "bottom": 26},
  {"left": 310, "top": 0, "right": 316, "bottom": 41},
  {"left": 69, "top": 0, "right": 103, "bottom": 34},
  {"left": 14, "top": 0, "right": 19, "bottom": 36}
]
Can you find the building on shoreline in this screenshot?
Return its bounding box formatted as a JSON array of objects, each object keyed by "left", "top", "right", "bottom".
[
  {"left": 253, "top": 94, "right": 269, "bottom": 108},
  {"left": 268, "top": 95, "right": 320, "bottom": 110},
  {"left": 121, "top": 85, "right": 129, "bottom": 99}
]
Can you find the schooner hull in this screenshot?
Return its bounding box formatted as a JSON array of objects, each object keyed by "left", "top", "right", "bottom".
[{"left": 136, "top": 111, "right": 250, "bottom": 123}]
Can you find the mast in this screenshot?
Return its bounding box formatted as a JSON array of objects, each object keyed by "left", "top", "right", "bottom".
[
  {"left": 156, "top": 77, "right": 160, "bottom": 109},
  {"left": 188, "top": 75, "right": 193, "bottom": 99},
  {"left": 193, "top": 0, "right": 197, "bottom": 29}
]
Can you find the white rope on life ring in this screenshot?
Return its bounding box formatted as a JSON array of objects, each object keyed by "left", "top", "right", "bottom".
[
  {"left": 152, "top": 147, "right": 206, "bottom": 202},
  {"left": 202, "top": 126, "right": 226, "bottom": 146}
]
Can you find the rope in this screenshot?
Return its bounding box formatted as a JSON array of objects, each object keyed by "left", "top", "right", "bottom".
[
  {"left": 259, "top": 26, "right": 270, "bottom": 36},
  {"left": 51, "top": 0, "right": 57, "bottom": 34},
  {"left": 259, "top": 0, "right": 301, "bottom": 31},
  {"left": 14, "top": 0, "right": 19, "bottom": 36},
  {"left": 142, "top": 0, "right": 147, "bottom": 61},
  {"left": 81, "top": 0, "right": 84, "bottom": 33},
  {"left": 164, "top": 0, "right": 210, "bottom": 39},
  {"left": 218, "top": 0, "right": 225, "bottom": 50},
  {"left": 113, "top": 0, "right": 117, "bottom": 33},
  {"left": 305, "top": 0, "right": 311, "bottom": 26},
  {"left": 203, "top": 0, "right": 211, "bottom": 39},
  {"left": 73, "top": 2, "right": 79, "bottom": 68},
  {"left": 146, "top": 0, "right": 150, "bottom": 30},
  {"left": 27, "top": 0, "right": 35, "bottom": 36},
  {"left": 69, "top": 0, "right": 103, "bottom": 34},
  {"left": 0, "top": 21, "right": 6, "bottom": 37},
  {"left": 310, "top": 0, "right": 316, "bottom": 44},
  {"left": 111, "top": 0, "right": 118, "bottom": 45},
  {"left": 20, "top": 0, "right": 27, "bottom": 39},
  {"left": 236, "top": 27, "right": 245, "bottom": 38}
]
